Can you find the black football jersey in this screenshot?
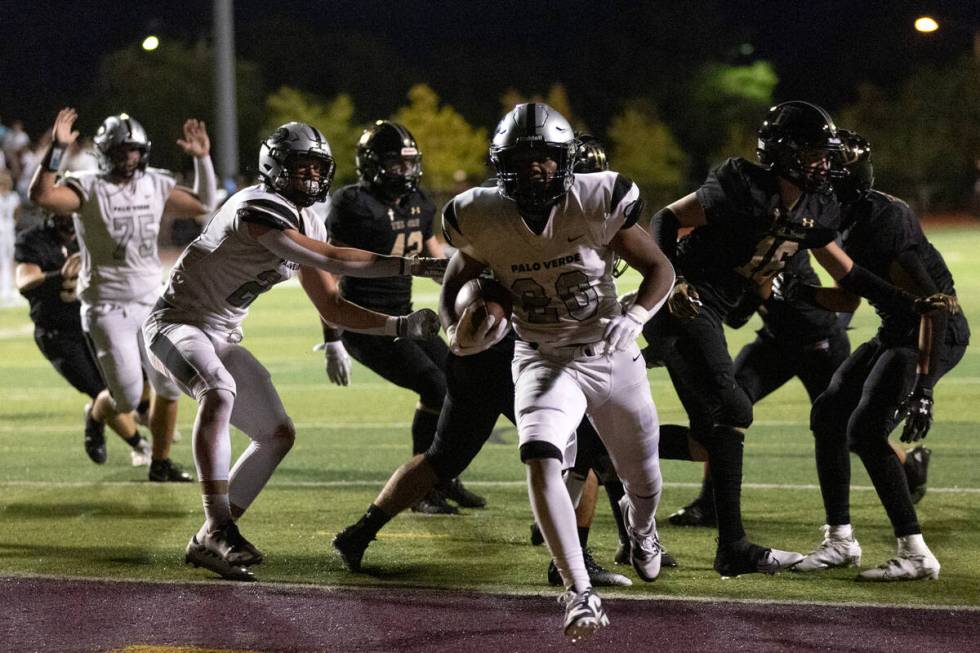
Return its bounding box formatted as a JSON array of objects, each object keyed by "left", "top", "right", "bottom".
[
  {"left": 678, "top": 158, "right": 841, "bottom": 316},
  {"left": 759, "top": 250, "right": 840, "bottom": 343},
  {"left": 326, "top": 184, "right": 436, "bottom": 313},
  {"left": 840, "top": 190, "right": 969, "bottom": 346},
  {"left": 14, "top": 224, "right": 83, "bottom": 331}
]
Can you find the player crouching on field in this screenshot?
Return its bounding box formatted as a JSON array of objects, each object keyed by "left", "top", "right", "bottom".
[{"left": 143, "top": 123, "right": 446, "bottom": 581}]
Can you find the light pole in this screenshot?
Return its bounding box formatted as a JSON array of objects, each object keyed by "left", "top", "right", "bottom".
[{"left": 213, "top": 0, "right": 239, "bottom": 191}]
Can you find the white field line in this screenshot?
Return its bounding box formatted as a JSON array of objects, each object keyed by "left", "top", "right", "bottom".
[
  {"left": 0, "top": 478, "right": 978, "bottom": 494},
  {"left": 0, "top": 572, "right": 977, "bottom": 612}
]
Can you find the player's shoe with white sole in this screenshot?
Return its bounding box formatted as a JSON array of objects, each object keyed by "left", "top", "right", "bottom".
[
  {"left": 547, "top": 549, "right": 633, "bottom": 587},
  {"left": 185, "top": 522, "right": 261, "bottom": 581},
  {"left": 714, "top": 537, "right": 804, "bottom": 577},
  {"left": 129, "top": 436, "right": 152, "bottom": 467},
  {"left": 619, "top": 495, "right": 663, "bottom": 581},
  {"left": 793, "top": 525, "right": 862, "bottom": 572},
  {"left": 858, "top": 536, "right": 940, "bottom": 581},
  {"left": 559, "top": 588, "right": 609, "bottom": 643},
  {"left": 83, "top": 403, "right": 107, "bottom": 464}
]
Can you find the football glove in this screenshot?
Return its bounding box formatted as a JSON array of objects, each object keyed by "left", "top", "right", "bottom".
[
  {"left": 912, "top": 293, "right": 961, "bottom": 315},
  {"left": 667, "top": 276, "right": 702, "bottom": 319},
  {"left": 896, "top": 383, "right": 934, "bottom": 443},
  {"left": 603, "top": 304, "right": 647, "bottom": 353},
  {"left": 321, "top": 341, "right": 352, "bottom": 386},
  {"left": 396, "top": 308, "right": 441, "bottom": 340},
  {"left": 447, "top": 307, "right": 509, "bottom": 356}
]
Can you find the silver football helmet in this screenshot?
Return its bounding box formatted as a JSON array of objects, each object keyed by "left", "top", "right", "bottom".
[
  {"left": 490, "top": 103, "right": 576, "bottom": 209},
  {"left": 258, "top": 122, "right": 336, "bottom": 207},
  {"left": 93, "top": 113, "right": 151, "bottom": 176}
]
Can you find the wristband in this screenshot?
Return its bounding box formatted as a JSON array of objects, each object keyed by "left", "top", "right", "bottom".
[
  {"left": 43, "top": 142, "right": 67, "bottom": 173},
  {"left": 625, "top": 302, "right": 652, "bottom": 324}
]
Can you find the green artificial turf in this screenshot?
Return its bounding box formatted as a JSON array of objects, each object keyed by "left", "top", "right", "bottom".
[{"left": 1, "top": 228, "right": 978, "bottom": 607}]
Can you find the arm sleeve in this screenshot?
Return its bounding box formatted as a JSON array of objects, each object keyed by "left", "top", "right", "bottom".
[
  {"left": 192, "top": 156, "right": 218, "bottom": 211},
  {"left": 256, "top": 228, "right": 404, "bottom": 277},
  {"left": 650, "top": 206, "right": 680, "bottom": 262}
]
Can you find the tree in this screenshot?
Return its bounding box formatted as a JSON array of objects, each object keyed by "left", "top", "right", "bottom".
[
  {"left": 607, "top": 100, "right": 688, "bottom": 211},
  {"left": 840, "top": 56, "right": 980, "bottom": 212},
  {"left": 86, "top": 41, "right": 265, "bottom": 179},
  {"left": 392, "top": 84, "right": 488, "bottom": 195},
  {"left": 263, "top": 86, "right": 360, "bottom": 185}
]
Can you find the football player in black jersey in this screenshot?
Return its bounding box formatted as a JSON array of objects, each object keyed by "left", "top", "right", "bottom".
[
  {"left": 321, "top": 120, "right": 483, "bottom": 513},
  {"left": 14, "top": 211, "right": 151, "bottom": 465},
  {"left": 664, "top": 250, "right": 852, "bottom": 528},
  {"left": 644, "top": 101, "right": 936, "bottom": 577},
  {"left": 788, "top": 130, "right": 967, "bottom": 580}
]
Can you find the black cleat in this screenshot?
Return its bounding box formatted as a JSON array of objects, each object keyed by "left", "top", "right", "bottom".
[
  {"left": 714, "top": 537, "right": 803, "bottom": 577},
  {"left": 547, "top": 549, "right": 632, "bottom": 587},
  {"left": 668, "top": 498, "right": 716, "bottom": 527},
  {"left": 904, "top": 446, "right": 931, "bottom": 505},
  {"left": 440, "top": 477, "right": 486, "bottom": 508},
  {"left": 185, "top": 522, "right": 259, "bottom": 581},
  {"left": 530, "top": 522, "right": 545, "bottom": 546},
  {"left": 149, "top": 458, "right": 194, "bottom": 482},
  {"left": 332, "top": 524, "right": 374, "bottom": 572},
  {"left": 83, "top": 403, "right": 107, "bottom": 464},
  {"left": 411, "top": 489, "right": 459, "bottom": 515}
]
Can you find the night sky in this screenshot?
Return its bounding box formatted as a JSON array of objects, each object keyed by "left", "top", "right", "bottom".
[{"left": 2, "top": 0, "right": 977, "bottom": 137}]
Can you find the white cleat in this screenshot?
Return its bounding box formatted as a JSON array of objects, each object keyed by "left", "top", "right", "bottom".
[
  {"left": 858, "top": 536, "right": 940, "bottom": 582},
  {"left": 618, "top": 495, "right": 662, "bottom": 582},
  {"left": 129, "top": 436, "right": 152, "bottom": 467},
  {"left": 184, "top": 522, "right": 262, "bottom": 581},
  {"left": 559, "top": 588, "right": 609, "bottom": 643},
  {"left": 794, "top": 525, "right": 862, "bottom": 572}
]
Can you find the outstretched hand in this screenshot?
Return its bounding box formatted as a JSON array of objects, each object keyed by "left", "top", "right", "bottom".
[
  {"left": 52, "top": 108, "right": 80, "bottom": 146},
  {"left": 176, "top": 119, "right": 210, "bottom": 157}
]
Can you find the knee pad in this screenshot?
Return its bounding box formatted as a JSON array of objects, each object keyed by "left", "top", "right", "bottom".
[{"left": 520, "top": 441, "right": 563, "bottom": 464}]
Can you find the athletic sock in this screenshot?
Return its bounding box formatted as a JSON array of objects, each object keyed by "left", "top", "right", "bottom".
[
  {"left": 411, "top": 408, "right": 439, "bottom": 454},
  {"left": 124, "top": 433, "right": 143, "bottom": 448},
  {"left": 860, "top": 448, "right": 920, "bottom": 537},
  {"left": 705, "top": 425, "right": 746, "bottom": 545},
  {"left": 577, "top": 526, "right": 591, "bottom": 549},
  {"left": 814, "top": 427, "right": 852, "bottom": 526},
  {"left": 200, "top": 493, "right": 232, "bottom": 539},
  {"left": 696, "top": 474, "right": 714, "bottom": 506},
  {"left": 604, "top": 480, "right": 629, "bottom": 545},
  {"left": 356, "top": 504, "right": 393, "bottom": 538}
]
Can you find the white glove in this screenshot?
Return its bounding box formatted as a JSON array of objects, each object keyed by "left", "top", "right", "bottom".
[
  {"left": 603, "top": 304, "right": 649, "bottom": 353},
  {"left": 447, "top": 306, "right": 509, "bottom": 356},
  {"left": 317, "top": 341, "right": 352, "bottom": 386}
]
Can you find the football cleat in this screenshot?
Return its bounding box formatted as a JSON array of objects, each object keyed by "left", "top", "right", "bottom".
[
  {"left": 411, "top": 489, "right": 459, "bottom": 515},
  {"left": 714, "top": 537, "right": 804, "bottom": 577},
  {"left": 184, "top": 522, "right": 260, "bottom": 581},
  {"left": 668, "top": 497, "right": 716, "bottom": 527},
  {"left": 858, "top": 536, "right": 940, "bottom": 582},
  {"left": 149, "top": 458, "right": 193, "bottom": 482},
  {"left": 440, "top": 477, "right": 486, "bottom": 508},
  {"left": 793, "top": 525, "right": 861, "bottom": 572},
  {"left": 332, "top": 524, "right": 374, "bottom": 573},
  {"left": 547, "top": 550, "right": 633, "bottom": 587},
  {"left": 129, "top": 436, "right": 152, "bottom": 467},
  {"left": 613, "top": 541, "right": 677, "bottom": 567},
  {"left": 619, "top": 495, "right": 663, "bottom": 581},
  {"left": 559, "top": 588, "right": 609, "bottom": 643},
  {"left": 904, "top": 446, "right": 931, "bottom": 504},
  {"left": 83, "top": 403, "right": 107, "bottom": 465}
]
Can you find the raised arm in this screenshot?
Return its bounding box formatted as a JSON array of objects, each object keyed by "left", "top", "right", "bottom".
[
  {"left": 28, "top": 108, "right": 83, "bottom": 214},
  {"left": 164, "top": 119, "right": 218, "bottom": 219}
]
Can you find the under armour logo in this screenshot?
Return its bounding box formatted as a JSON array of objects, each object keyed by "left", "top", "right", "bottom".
[
  {"left": 411, "top": 206, "right": 421, "bottom": 215},
  {"left": 802, "top": 217, "right": 815, "bottom": 228}
]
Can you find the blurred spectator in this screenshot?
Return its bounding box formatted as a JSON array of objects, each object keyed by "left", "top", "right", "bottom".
[
  {"left": 17, "top": 132, "right": 50, "bottom": 200},
  {"left": 2, "top": 120, "right": 30, "bottom": 172},
  {"left": 63, "top": 138, "right": 99, "bottom": 174},
  {"left": 0, "top": 170, "right": 20, "bottom": 305}
]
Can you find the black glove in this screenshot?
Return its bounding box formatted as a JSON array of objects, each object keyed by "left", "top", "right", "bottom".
[
  {"left": 896, "top": 383, "right": 934, "bottom": 443},
  {"left": 912, "top": 293, "right": 961, "bottom": 316},
  {"left": 396, "top": 309, "right": 441, "bottom": 339}
]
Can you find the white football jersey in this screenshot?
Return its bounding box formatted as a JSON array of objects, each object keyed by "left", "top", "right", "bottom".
[
  {"left": 63, "top": 168, "right": 176, "bottom": 304},
  {"left": 157, "top": 184, "right": 326, "bottom": 333},
  {"left": 445, "top": 172, "right": 642, "bottom": 347}
]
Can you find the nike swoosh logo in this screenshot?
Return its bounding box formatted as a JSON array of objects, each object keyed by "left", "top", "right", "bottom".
[
  {"left": 632, "top": 353, "right": 641, "bottom": 362},
  {"left": 567, "top": 234, "right": 585, "bottom": 243}
]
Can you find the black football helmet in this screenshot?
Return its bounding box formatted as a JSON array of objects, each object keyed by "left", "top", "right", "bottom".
[
  {"left": 258, "top": 122, "right": 336, "bottom": 207},
  {"left": 574, "top": 134, "right": 609, "bottom": 173},
  {"left": 356, "top": 120, "right": 422, "bottom": 199},
  {"left": 834, "top": 129, "right": 874, "bottom": 203},
  {"left": 93, "top": 113, "right": 151, "bottom": 177},
  {"left": 490, "top": 103, "right": 577, "bottom": 209},
  {"left": 757, "top": 101, "right": 843, "bottom": 193}
]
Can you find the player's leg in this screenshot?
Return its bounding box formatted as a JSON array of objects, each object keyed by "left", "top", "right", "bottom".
[
  {"left": 334, "top": 342, "right": 516, "bottom": 571},
  {"left": 144, "top": 320, "right": 256, "bottom": 580},
  {"left": 513, "top": 346, "right": 591, "bottom": 595}
]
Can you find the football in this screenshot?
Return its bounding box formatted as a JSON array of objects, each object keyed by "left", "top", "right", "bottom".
[{"left": 454, "top": 277, "right": 513, "bottom": 334}]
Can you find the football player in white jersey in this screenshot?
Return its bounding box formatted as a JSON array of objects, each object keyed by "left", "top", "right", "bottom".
[
  {"left": 29, "top": 108, "right": 217, "bottom": 480},
  {"left": 142, "top": 122, "right": 444, "bottom": 581},
  {"left": 440, "top": 103, "right": 675, "bottom": 641}
]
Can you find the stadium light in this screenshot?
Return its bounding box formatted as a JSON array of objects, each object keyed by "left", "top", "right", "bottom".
[
  {"left": 142, "top": 35, "right": 160, "bottom": 51},
  {"left": 915, "top": 16, "right": 939, "bottom": 33}
]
